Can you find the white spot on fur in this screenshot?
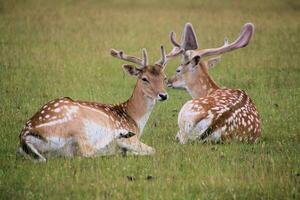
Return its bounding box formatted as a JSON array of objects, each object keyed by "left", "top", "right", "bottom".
[{"left": 36, "top": 117, "right": 69, "bottom": 128}]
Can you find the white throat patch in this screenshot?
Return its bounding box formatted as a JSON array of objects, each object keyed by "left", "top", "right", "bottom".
[{"left": 136, "top": 97, "right": 155, "bottom": 134}]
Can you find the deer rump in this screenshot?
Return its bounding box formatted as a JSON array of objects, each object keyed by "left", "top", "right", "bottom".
[{"left": 177, "top": 89, "right": 260, "bottom": 143}]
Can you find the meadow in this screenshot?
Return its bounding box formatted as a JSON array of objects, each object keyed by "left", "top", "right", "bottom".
[{"left": 0, "top": 0, "right": 299, "bottom": 199}]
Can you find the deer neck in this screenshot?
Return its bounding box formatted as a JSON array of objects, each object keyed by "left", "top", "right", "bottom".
[
  {"left": 124, "top": 81, "right": 155, "bottom": 134},
  {"left": 186, "top": 66, "right": 219, "bottom": 99}
]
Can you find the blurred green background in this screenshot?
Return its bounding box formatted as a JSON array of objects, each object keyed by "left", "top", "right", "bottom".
[{"left": 0, "top": 0, "right": 299, "bottom": 199}]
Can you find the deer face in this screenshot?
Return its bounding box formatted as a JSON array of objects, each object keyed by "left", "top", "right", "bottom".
[
  {"left": 123, "top": 64, "right": 168, "bottom": 101},
  {"left": 167, "top": 55, "right": 200, "bottom": 89},
  {"left": 168, "top": 56, "right": 221, "bottom": 89},
  {"left": 139, "top": 65, "right": 168, "bottom": 101}
]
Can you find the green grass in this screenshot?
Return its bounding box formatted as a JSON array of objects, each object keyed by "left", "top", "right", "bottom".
[{"left": 0, "top": 0, "right": 299, "bottom": 199}]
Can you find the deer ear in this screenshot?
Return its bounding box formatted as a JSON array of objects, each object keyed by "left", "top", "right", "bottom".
[
  {"left": 122, "top": 64, "right": 142, "bottom": 76},
  {"left": 207, "top": 57, "right": 221, "bottom": 69},
  {"left": 191, "top": 55, "right": 201, "bottom": 67}
]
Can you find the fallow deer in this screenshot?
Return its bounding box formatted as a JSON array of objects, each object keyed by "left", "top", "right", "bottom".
[
  {"left": 18, "top": 46, "right": 171, "bottom": 161},
  {"left": 167, "top": 23, "right": 261, "bottom": 144}
]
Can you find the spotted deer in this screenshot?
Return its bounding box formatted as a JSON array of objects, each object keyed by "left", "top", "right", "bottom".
[
  {"left": 167, "top": 23, "right": 261, "bottom": 144},
  {"left": 18, "top": 46, "right": 170, "bottom": 161}
]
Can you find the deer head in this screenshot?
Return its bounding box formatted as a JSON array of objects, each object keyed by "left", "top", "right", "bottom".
[
  {"left": 167, "top": 23, "right": 254, "bottom": 95},
  {"left": 110, "top": 46, "right": 169, "bottom": 101},
  {"left": 168, "top": 56, "right": 222, "bottom": 89}
]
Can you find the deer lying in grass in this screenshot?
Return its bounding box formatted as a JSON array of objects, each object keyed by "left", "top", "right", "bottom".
[
  {"left": 18, "top": 46, "right": 171, "bottom": 161},
  {"left": 167, "top": 23, "right": 261, "bottom": 144}
]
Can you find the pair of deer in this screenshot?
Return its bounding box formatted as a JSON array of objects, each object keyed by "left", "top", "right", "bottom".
[{"left": 18, "top": 23, "right": 261, "bottom": 162}]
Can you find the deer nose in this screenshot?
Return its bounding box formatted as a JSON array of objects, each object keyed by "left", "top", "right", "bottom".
[{"left": 158, "top": 93, "right": 168, "bottom": 101}]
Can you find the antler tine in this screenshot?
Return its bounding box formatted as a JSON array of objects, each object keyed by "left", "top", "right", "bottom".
[
  {"left": 142, "top": 48, "right": 148, "bottom": 67},
  {"left": 160, "top": 45, "right": 166, "bottom": 62},
  {"left": 224, "top": 37, "right": 229, "bottom": 46},
  {"left": 155, "top": 45, "right": 167, "bottom": 66},
  {"left": 167, "top": 22, "right": 199, "bottom": 61},
  {"left": 166, "top": 47, "right": 184, "bottom": 59},
  {"left": 165, "top": 31, "right": 185, "bottom": 60},
  {"left": 170, "top": 32, "right": 181, "bottom": 48},
  {"left": 194, "top": 23, "right": 255, "bottom": 58},
  {"left": 182, "top": 22, "right": 199, "bottom": 50},
  {"left": 110, "top": 48, "right": 144, "bottom": 66}
]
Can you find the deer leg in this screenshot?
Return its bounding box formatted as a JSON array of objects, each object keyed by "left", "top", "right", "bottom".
[
  {"left": 116, "top": 135, "right": 155, "bottom": 155},
  {"left": 176, "top": 120, "right": 196, "bottom": 144},
  {"left": 175, "top": 129, "right": 189, "bottom": 144},
  {"left": 19, "top": 135, "right": 47, "bottom": 162},
  {"left": 76, "top": 137, "right": 97, "bottom": 157},
  {"left": 203, "top": 128, "right": 222, "bottom": 143}
]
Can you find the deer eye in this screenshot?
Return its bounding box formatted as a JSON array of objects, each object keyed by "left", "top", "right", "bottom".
[
  {"left": 176, "top": 69, "right": 181, "bottom": 73},
  {"left": 184, "top": 61, "right": 191, "bottom": 65},
  {"left": 142, "top": 77, "right": 149, "bottom": 83}
]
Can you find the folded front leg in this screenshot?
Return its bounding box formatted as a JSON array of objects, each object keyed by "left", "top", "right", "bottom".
[{"left": 116, "top": 135, "right": 155, "bottom": 155}]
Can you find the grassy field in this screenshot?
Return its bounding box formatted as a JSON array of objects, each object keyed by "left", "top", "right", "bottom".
[{"left": 0, "top": 0, "right": 299, "bottom": 199}]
